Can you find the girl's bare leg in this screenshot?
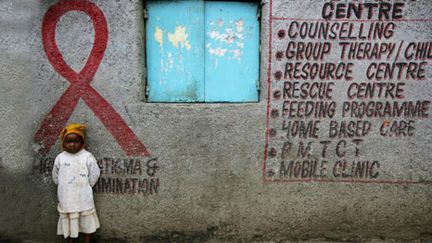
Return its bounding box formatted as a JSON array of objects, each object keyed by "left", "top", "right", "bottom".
[{"left": 66, "top": 237, "right": 73, "bottom": 243}]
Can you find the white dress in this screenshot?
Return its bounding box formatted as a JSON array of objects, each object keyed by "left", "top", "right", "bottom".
[{"left": 52, "top": 149, "right": 100, "bottom": 238}]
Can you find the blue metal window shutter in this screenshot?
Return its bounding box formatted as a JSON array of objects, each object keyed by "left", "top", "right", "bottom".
[
  {"left": 146, "top": 0, "right": 259, "bottom": 102},
  {"left": 204, "top": 1, "right": 259, "bottom": 102},
  {"left": 146, "top": 1, "right": 205, "bottom": 102}
]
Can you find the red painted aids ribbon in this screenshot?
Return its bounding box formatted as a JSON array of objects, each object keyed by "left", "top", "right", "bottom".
[{"left": 34, "top": 0, "right": 150, "bottom": 157}]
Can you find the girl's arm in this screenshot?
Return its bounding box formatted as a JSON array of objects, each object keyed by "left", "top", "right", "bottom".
[
  {"left": 87, "top": 154, "right": 100, "bottom": 187},
  {"left": 52, "top": 157, "right": 60, "bottom": 184}
]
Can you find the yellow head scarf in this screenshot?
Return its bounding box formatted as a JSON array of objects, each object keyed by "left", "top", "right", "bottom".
[{"left": 60, "top": 123, "right": 86, "bottom": 149}]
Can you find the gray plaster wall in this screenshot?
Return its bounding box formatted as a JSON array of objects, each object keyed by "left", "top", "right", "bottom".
[{"left": 0, "top": 0, "right": 431, "bottom": 242}]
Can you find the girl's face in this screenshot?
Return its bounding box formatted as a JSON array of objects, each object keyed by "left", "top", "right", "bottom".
[{"left": 63, "top": 133, "right": 84, "bottom": 154}]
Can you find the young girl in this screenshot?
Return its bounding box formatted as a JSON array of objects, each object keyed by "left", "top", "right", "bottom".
[{"left": 52, "top": 124, "right": 100, "bottom": 243}]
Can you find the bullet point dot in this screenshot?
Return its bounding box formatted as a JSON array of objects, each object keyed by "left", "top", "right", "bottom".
[
  {"left": 276, "top": 51, "right": 284, "bottom": 59},
  {"left": 271, "top": 109, "right": 279, "bottom": 118},
  {"left": 267, "top": 169, "right": 275, "bottom": 177},
  {"left": 269, "top": 128, "right": 277, "bottom": 137},
  {"left": 274, "top": 71, "right": 282, "bottom": 80},
  {"left": 277, "top": 30, "right": 286, "bottom": 39},
  {"left": 269, "top": 148, "right": 277, "bottom": 158},
  {"left": 273, "top": 90, "right": 281, "bottom": 99}
]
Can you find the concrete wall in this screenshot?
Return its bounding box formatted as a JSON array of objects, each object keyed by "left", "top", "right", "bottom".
[{"left": 1, "top": 0, "right": 431, "bottom": 242}]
